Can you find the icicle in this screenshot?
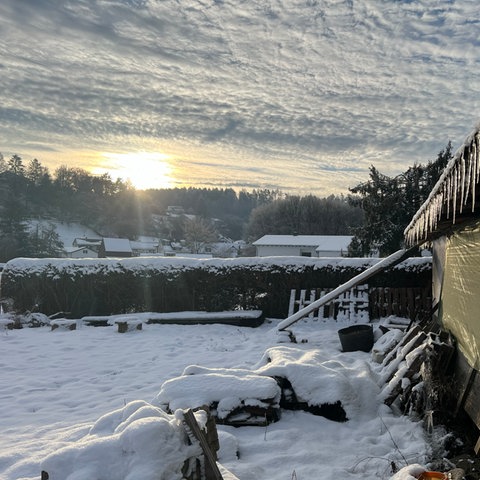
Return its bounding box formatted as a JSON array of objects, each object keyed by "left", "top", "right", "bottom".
[
  {"left": 446, "top": 175, "right": 451, "bottom": 219},
  {"left": 476, "top": 133, "right": 480, "bottom": 183},
  {"left": 459, "top": 153, "right": 465, "bottom": 213},
  {"left": 452, "top": 165, "right": 457, "bottom": 224},
  {"left": 465, "top": 148, "right": 472, "bottom": 208},
  {"left": 473, "top": 137, "right": 479, "bottom": 213}
]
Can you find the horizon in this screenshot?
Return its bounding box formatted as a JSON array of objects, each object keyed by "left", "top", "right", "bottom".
[{"left": 1, "top": 1, "right": 479, "bottom": 195}]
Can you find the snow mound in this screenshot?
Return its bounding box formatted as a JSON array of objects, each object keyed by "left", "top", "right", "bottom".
[
  {"left": 41, "top": 400, "right": 199, "bottom": 480},
  {"left": 154, "top": 372, "right": 281, "bottom": 422},
  {"left": 158, "top": 343, "right": 381, "bottom": 424}
]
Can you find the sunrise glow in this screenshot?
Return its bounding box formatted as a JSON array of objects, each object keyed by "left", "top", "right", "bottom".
[{"left": 94, "top": 152, "right": 174, "bottom": 190}]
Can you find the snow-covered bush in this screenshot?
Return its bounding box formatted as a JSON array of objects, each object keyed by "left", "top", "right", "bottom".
[{"left": 2, "top": 256, "right": 431, "bottom": 318}]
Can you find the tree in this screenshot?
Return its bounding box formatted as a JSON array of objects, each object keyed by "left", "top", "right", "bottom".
[
  {"left": 0, "top": 191, "right": 30, "bottom": 262},
  {"left": 348, "top": 166, "right": 404, "bottom": 256},
  {"left": 245, "top": 194, "right": 362, "bottom": 241},
  {"left": 29, "top": 222, "right": 64, "bottom": 257},
  {"left": 26, "top": 158, "right": 49, "bottom": 186},
  {"left": 348, "top": 143, "right": 454, "bottom": 256},
  {"left": 7, "top": 154, "right": 25, "bottom": 176},
  {"left": 0, "top": 153, "right": 6, "bottom": 173},
  {"left": 184, "top": 217, "right": 217, "bottom": 253}
]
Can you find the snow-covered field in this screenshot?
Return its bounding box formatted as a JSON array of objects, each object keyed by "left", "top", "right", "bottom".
[{"left": 0, "top": 317, "right": 430, "bottom": 480}]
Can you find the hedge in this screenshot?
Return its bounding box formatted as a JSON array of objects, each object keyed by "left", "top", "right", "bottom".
[{"left": 0, "top": 256, "right": 432, "bottom": 318}]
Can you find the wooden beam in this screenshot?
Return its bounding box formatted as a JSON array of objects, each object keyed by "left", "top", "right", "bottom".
[
  {"left": 183, "top": 409, "right": 223, "bottom": 480},
  {"left": 475, "top": 436, "right": 480, "bottom": 455}
]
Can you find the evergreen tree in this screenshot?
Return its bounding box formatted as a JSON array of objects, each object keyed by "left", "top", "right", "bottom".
[
  {"left": 245, "top": 194, "right": 362, "bottom": 241},
  {"left": 348, "top": 143, "right": 454, "bottom": 256},
  {"left": 7, "top": 154, "right": 25, "bottom": 176},
  {"left": 0, "top": 153, "right": 6, "bottom": 173}
]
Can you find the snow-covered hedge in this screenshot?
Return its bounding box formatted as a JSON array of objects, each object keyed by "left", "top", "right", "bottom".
[{"left": 1, "top": 256, "right": 431, "bottom": 318}]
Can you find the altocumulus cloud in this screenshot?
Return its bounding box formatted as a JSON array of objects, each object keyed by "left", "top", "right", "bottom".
[{"left": 0, "top": 0, "right": 479, "bottom": 194}]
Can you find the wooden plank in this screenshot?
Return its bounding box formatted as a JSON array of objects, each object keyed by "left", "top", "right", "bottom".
[
  {"left": 383, "top": 348, "right": 426, "bottom": 406},
  {"left": 464, "top": 372, "right": 480, "bottom": 430},
  {"left": 308, "top": 289, "right": 316, "bottom": 319},
  {"left": 183, "top": 409, "right": 223, "bottom": 480},
  {"left": 381, "top": 326, "right": 422, "bottom": 368},
  {"left": 299, "top": 289, "right": 306, "bottom": 310},
  {"left": 382, "top": 330, "right": 427, "bottom": 385},
  {"left": 453, "top": 349, "right": 477, "bottom": 417},
  {"left": 288, "top": 289, "right": 296, "bottom": 317}
]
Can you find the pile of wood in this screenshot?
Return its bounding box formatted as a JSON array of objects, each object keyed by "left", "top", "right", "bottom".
[{"left": 377, "top": 325, "right": 455, "bottom": 418}]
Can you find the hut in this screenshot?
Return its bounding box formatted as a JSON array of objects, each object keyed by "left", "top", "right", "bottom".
[{"left": 404, "top": 123, "right": 480, "bottom": 453}]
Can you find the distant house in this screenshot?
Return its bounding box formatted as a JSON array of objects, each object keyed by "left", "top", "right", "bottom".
[
  {"left": 64, "top": 246, "right": 98, "bottom": 258},
  {"left": 130, "top": 240, "right": 159, "bottom": 256},
  {"left": 404, "top": 124, "right": 480, "bottom": 451},
  {"left": 252, "top": 235, "right": 353, "bottom": 257},
  {"left": 72, "top": 237, "right": 102, "bottom": 253},
  {"left": 166, "top": 205, "right": 185, "bottom": 216},
  {"left": 99, "top": 238, "right": 133, "bottom": 258}
]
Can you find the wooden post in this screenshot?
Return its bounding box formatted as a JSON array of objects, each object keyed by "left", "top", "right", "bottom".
[{"left": 183, "top": 409, "right": 223, "bottom": 480}]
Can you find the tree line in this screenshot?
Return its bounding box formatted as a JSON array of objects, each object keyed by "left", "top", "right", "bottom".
[{"left": 0, "top": 142, "right": 452, "bottom": 262}]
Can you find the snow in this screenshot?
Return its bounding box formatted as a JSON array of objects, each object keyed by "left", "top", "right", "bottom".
[
  {"left": 252, "top": 235, "right": 353, "bottom": 250},
  {"left": 0, "top": 316, "right": 435, "bottom": 480},
  {"left": 27, "top": 220, "right": 100, "bottom": 249},
  {"left": 2, "top": 254, "right": 431, "bottom": 280},
  {"left": 102, "top": 237, "right": 133, "bottom": 253},
  {"left": 156, "top": 373, "right": 281, "bottom": 420}
]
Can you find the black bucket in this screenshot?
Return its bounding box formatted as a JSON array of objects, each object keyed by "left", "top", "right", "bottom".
[{"left": 338, "top": 324, "right": 374, "bottom": 352}]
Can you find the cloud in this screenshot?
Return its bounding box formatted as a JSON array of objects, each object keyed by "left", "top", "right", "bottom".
[{"left": 0, "top": 0, "right": 478, "bottom": 194}]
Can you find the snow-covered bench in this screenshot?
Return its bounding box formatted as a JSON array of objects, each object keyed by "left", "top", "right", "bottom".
[
  {"left": 145, "top": 310, "right": 264, "bottom": 327},
  {"left": 108, "top": 317, "right": 143, "bottom": 333}
]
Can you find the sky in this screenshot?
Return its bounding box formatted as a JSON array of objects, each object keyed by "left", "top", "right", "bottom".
[{"left": 0, "top": 0, "right": 479, "bottom": 195}]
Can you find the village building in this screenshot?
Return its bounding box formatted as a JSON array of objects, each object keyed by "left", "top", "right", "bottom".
[
  {"left": 72, "top": 236, "right": 102, "bottom": 252},
  {"left": 64, "top": 246, "right": 98, "bottom": 258},
  {"left": 98, "top": 237, "right": 133, "bottom": 258},
  {"left": 252, "top": 234, "right": 352, "bottom": 257}
]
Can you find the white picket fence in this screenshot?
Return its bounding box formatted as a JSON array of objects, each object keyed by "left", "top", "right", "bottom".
[{"left": 287, "top": 285, "right": 369, "bottom": 322}]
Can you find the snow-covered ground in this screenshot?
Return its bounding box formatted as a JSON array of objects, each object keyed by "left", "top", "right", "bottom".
[
  {"left": 27, "top": 220, "right": 101, "bottom": 249},
  {"left": 0, "top": 317, "right": 431, "bottom": 480}
]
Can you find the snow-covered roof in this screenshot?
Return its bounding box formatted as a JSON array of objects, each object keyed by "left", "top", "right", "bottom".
[
  {"left": 404, "top": 123, "right": 480, "bottom": 246},
  {"left": 102, "top": 237, "right": 132, "bottom": 253},
  {"left": 130, "top": 241, "right": 158, "bottom": 250},
  {"left": 253, "top": 235, "right": 352, "bottom": 250},
  {"left": 73, "top": 237, "right": 102, "bottom": 247}
]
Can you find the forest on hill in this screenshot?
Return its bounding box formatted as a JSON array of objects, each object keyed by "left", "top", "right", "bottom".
[{"left": 0, "top": 154, "right": 360, "bottom": 261}]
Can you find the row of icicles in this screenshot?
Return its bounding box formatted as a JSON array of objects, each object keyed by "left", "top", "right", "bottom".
[{"left": 405, "top": 129, "right": 480, "bottom": 247}]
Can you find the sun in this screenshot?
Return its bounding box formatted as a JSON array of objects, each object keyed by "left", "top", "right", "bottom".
[{"left": 94, "top": 151, "right": 174, "bottom": 190}]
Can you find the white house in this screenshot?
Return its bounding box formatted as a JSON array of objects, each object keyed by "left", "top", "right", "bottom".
[
  {"left": 252, "top": 235, "right": 353, "bottom": 257},
  {"left": 64, "top": 246, "right": 98, "bottom": 258},
  {"left": 99, "top": 238, "right": 133, "bottom": 258},
  {"left": 130, "top": 239, "right": 159, "bottom": 256}
]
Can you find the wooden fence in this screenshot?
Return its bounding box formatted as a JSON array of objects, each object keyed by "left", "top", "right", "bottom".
[{"left": 289, "top": 285, "right": 432, "bottom": 322}]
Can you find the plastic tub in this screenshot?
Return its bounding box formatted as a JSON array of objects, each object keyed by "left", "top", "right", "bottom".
[
  {"left": 417, "top": 472, "right": 447, "bottom": 480},
  {"left": 338, "top": 324, "right": 374, "bottom": 352}
]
